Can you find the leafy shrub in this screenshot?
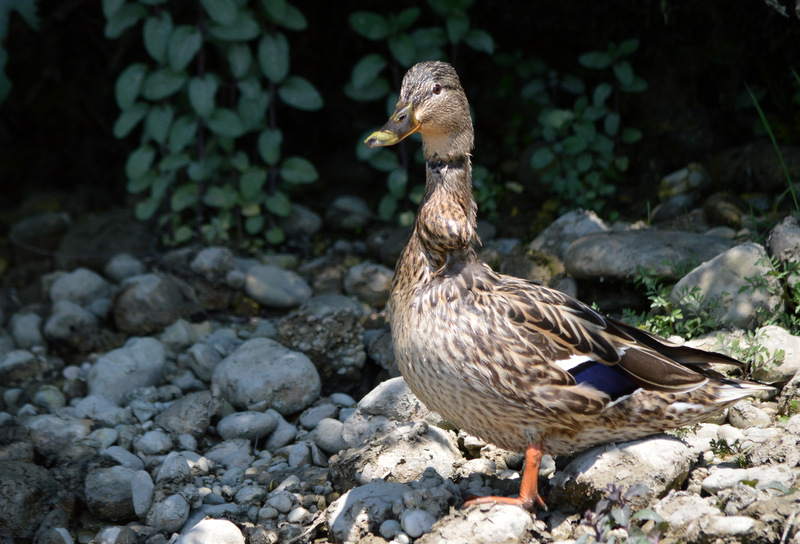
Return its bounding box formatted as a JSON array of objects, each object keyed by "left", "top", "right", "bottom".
[
  {"left": 104, "top": 0, "right": 322, "bottom": 249},
  {"left": 0, "top": 0, "right": 39, "bottom": 104}
]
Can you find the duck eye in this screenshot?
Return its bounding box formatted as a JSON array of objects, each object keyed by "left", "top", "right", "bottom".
[{"left": 432, "top": 84, "right": 442, "bottom": 95}]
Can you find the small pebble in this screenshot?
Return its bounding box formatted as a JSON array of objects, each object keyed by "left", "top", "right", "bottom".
[{"left": 400, "top": 508, "right": 436, "bottom": 538}]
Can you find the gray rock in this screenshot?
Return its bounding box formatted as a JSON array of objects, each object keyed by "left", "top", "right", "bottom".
[
  {"left": 9, "top": 211, "right": 70, "bottom": 261},
  {"left": 177, "top": 518, "right": 245, "bottom": 544},
  {"left": 265, "top": 489, "right": 296, "bottom": 513},
  {"left": 154, "top": 390, "right": 219, "bottom": 439},
  {"left": 134, "top": 429, "right": 173, "bottom": 456},
  {"left": 131, "top": 470, "right": 154, "bottom": 517},
  {"left": 185, "top": 332, "right": 243, "bottom": 382},
  {"left": 701, "top": 464, "right": 795, "bottom": 494},
  {"left": 299, "top": 403, "right": 338, "bottom": 429},
  {"left": 113, "top": 273, "right": 196, "bottom": 335},
  {"left": 401, "top": 508, "right": 437, "bottom": 538},
  {"left": 767, "top": 215, "right": 800, "bottom": 263},
  {"left": 728, "top": 400, "right": 771, "bottom": 429},
  {"left": 33, "top": 384, "right": 65, "bottom": 412},
  {"left": 146, "top": 494, "right": 190, "bottom": 533},
  {"left": 685, "top": 514, "right": 768, "bottom": 543},
  {"left": 74, "top": 395, "right": 132, "bottom": 427},
  {"left": 327, "top": 480, "right": 409, "bottom": 544},
  {"left": 204, "top": 439, "right": 253, "bottom": 467},
  {"left": 212, "top": 337, "right": 320, "bottom": 415},
  {"left": 49, "top": 267, "right": 113, "bottom": 309},
  {"left": 88, "top": 337, "right": 166, "bottom": 405},
  {"left": 156, "top": 451, "right": 192, "bottom": 482},
  {"left": 650, "top": 193, "right": 696, "bottom": 223},
  {"left": 264, "top": 410, "right": 298, "bottom": 451},
  {"left": 326, "top": 195, "right": 373, "bottom": 230},
  {"left": 85, "top": 466, "right": 137, "bottom": 522},
  {"left": 564, "top": 230, "right": 735, "bottom": 280},
  {"left": 0, "top": 349, "right": 47, "bottom": 386},
  {"left": 749, "top": 325, "right": 800, "bottom": 382},
  {"left": 277, "top": 294, "right": 366, "bottom": 391},
  {"left": 216, "top": 411, "right": 279, "bottom": 442},
  {"left": 314, "top": 418, "right": 347, "bottom": 455},
  {"left": 550, "top": 436, "right": 693, "bottom": 510},
  {"left": 101, "top": 446, "right": 145, "bottom": 471},
  {"left": 104, "top": 253, "right": 146, "bottom": 283},
  {"left": 24, "top": 414, "right": 92, "bottom": 459},
  {"left": 278, "top": 203, "right": 322, "bottom": 239},
  {"left": 344, "top": 262, "right": 394, "bottom": 306},
  {"left": 653, "top": 490, "right": 720, "bottom": 529},
  {"left": 659, "top": 163, "right": 710, "bottom": 198},
  {"left": 0, "top": 460, "right": 58, "bottom": 540},
  {"left": 9, "top": 312, "right": 45, "bottom": 350},
  {"left": 235, "top": 485, "right": 267, "bottom": 505},
  {"left": 528, "top": 209, "right": 609, "bottom": 260},
  {"left": 417, "top": 504, "right": 534, "bottom": 544},
  {"left": 244, "top": 265, "right": 311, "bottom": 309},
  {"left": 190, "top": 247, "right": 236, "bottom": 283},
  {"left": 364, "top": 327, "right": 397, "bottom": 376},
  {"left": 44, "top": 300, "right": 98, "bottom": 341},
  {"left": 158, "top": 319, "right": 199, "bottom": 357},
  {"left": 671, "top": 243, "right": 783, "bottom": 329}
]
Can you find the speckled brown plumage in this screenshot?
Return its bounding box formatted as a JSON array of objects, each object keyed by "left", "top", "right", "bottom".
[{"left": 365, "top": 61, "right": 772, "bottom": 511}]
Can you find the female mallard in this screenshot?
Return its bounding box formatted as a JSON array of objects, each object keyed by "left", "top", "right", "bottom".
[{"left": 365, "top": 60, "right": 771, "bottom": 511}]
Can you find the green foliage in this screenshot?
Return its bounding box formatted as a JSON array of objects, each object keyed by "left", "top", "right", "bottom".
[
  {"left": 347, "top": 0, "right": 494, "bottom": 226},
  {"left": 717, "top": 329, "right": 785, "bottom": 380},
  {"left": 528, "top": 39, "right": 646, "bottom": 215},
  {"left": 622, "top": 265, "right": 722, "bottom": 339},
  {"left": 576, "top": 484, "right": 667, "bottom": 544},
  {"left": 0, "top": 0, "right": 39, "bottom": 104},
  {"left": 105, "top": 0, "right": 321, "bottom": 249}
]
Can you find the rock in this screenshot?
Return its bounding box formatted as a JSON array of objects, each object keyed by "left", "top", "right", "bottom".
[
  {"left": 24, "top": 414, "right": 92, "bottom": 460},
  {"left": 330, "top": 421, "right": 460, "bottom": 490},
  {"left": 400, "top": 509, "right": 437, "bottom": 538},
  {"left": 104, "top": 253, "right": 146, "bottom": 283},
  {"left": 85, "top": 466, "right": 137, "bottom": 522},
  {"left": 177, "top": 518, "right": 245, "bottom": 544},
  {"left": 244, "top": 264, "right": 311, "bottom": 309},
  {"left": 701, "top": 464, "right": 795, "bottom": 494},
  {"left": 728, "top": 400, "right": 772, "bottom": 429},
  {"left": 685, "top": 513, "right": 769, "bottom": 543},
  {"left": 528, "top": 209, "right": 609, "bottom": 260},
  {"left": 154, "top": 390, "right": 219, "bottom": 439},
  {"left": 146, "top": 494, "right": 190, "bottom": 533},
  {"left": 364, "top": 327, "right": 397, "bottom": 376},
  {"left": 49, "top": 267, "right": 113, "bottom": 309},
  {"left": 101, "top": 446, "right": 145, "bottom": 470},
  {"left": 277, "top": 203, "right": 322, "bottom": 239},
  {"left": 212, "top": 337, "right": 320, "bottom": 415},
  {"left": 327, "top": 480, "right": 409, "bottom": 544},
  {"left": 87, "top": 337, "right": 166, "bottom": 405},
  {"left": 748, "top": 325, "right": 800, "bottom": 382},
  {"left": 189, "top": 247, "right": 236, "bottom": 283},
  {"left": 74, "top": 395, "right": 131, "bottom": 427},
  {"left": 156, "top": 451, "right": 192, "bottom": 482},
  {"left": 131, "top": 470, "right": 154, "bottom": 517},
  {"left": 658, "top": 163, "right": 710, "bottom": 199},
  {"left": 33, "top": 384, "right": 65, "bottom": 412},
  {"left": 653, "top": 490, "right": 721, "bottom": 530},
  {"left": 134, "top": 429, "right": 173, "bottom": 456},
  {"left": 9, "top": 312, "right": 46, "bottom": 350},
  {"left": 0, "top": 349, "right": 48, "bottom": 386},
  {"left": 344, "top": 262, "right": 393, "bottom": 306},
  {"left": 314, "top": 418, "right": 347, "bottom": 454},
  {"left": 650, "top": 193, "right": 696, "bottom": 223},
  {"left": 264, "top": 410, "right": 298, "bottom": 451},
  {"left": 299, "top": 403, "right": 338, "bottom": 429},
  {"left": 563, "top": 230, "right": 735, "bottom": 280},
  {"left": 44, "top": 300, "right": 99, "bottom": 341},
  {"left": 113, "top": 273, "right": 196, "bottom": 335},
  {"left": 326, "top": 195, "right": 373, "bottom": 230},
  {"left": 550, "top": 436, "right": 693, "bottom": 510},
  {"left": 216, "top": 411, "right": 279, "bottom": 442},
  {"left": 498, "top": 247, "right": 566, "bottom": 286},
  {"left": 185, "top": 330, "right": 242, "bottom": 382},
  {"left": 9, "top": 211, "right": 70, "bottom": 262},
  {"left": 768, "top": 215, "right": 800, "bottom": 262},
  {"left": 417, "top": 504, "right": 534, "bottom": 544},
  {"left": 276, "top": 295, "right": 366, "bottom": 393},
  {"left": 0, "top": 460, "right": 58, "bottom": 540},
  {"left": 671, "top": 243, "right": 783, "bottom": 329}
]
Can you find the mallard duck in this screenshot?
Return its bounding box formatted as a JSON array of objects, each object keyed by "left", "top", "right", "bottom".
[{"left": 364, "top": 61, "right": 772, "bottom": 511}]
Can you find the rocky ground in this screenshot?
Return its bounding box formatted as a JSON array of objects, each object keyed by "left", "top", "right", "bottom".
[{"left": 2, "top": 163, "right": 800, "bottom": 544}]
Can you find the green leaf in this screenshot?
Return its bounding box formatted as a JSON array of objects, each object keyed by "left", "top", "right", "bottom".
[
  {"left": 622, "top": 76, "right": 648, "bottom": 93},
  {"left": 277, "top": 76, "right": 323, "bottom": 111},
  {"left": 169, "top": 115, "right": 197, "bottom": 153},
  {"left": 378, "top": 194, "right": 397, "bottom": 221},
  {"left": 104, "top": 3, "right": 146, "bottom": 39},
  {"left": 604, "top": 112, "right": 620, "bottom": 136},
  {"left": 188, "top": 161, "right": 211, "bottom": 181},
  {"left": 168, "top": 26, "right": 202, "bottom": 71},
  {"left": 258, "top": 128, "right": 283, "bottom": 165},
  {"left": 367, "top": 149, "right": 399, "bottom": 172},
  {"left": 265, "top": 190, "right": 291, "bottom": 216},
  {"left": 562, "top": 134, "right": 588, "bottom": 155},
  {"left": 142, "top": 68, "right": 187, "bottom": 100},
  {"left": 593, "top": 82, "right": 613, "bottom": 107},
  {"left": 616, "top": 38, "right": 640, "bottom": 58},
  {"left": 204, "top": 185, "right": 237, "bottom": 208},
  {"left": 209, "top": 10, "right": 261, "bottom": 41},
  {"left": 113, "top": 102, "right": 148, "bottom": 138},
  {"left": 392, "top": 7, "right": 420, "bottom": 30},
  {"left": 578, "top": 50, "right": 613, "bottom": 70},
  {"left": 102, "top": 0, "right": 125, "bottom": 19},
  {"left": 265, "top": 226, "right": 285, "bottom": 244},
  {"left": 446, "top": 12, "right": 469, "bottom": 43},
  {"left": 230, "top": 151, "right": 250, "bottom": 173},
  {"left": 127, "top": 171, "right": 154, "bottom": 194},
  {"left": 464, "top": 29, "right": 494, "bottom": 54},
  {"left": 351, "top": 54, "right": 387, "bottom": 89},
  {"left": 115, "top": 63, "right": 147, "bottom": 110},
  {"left": 245, "top": 214, "right": 264, "bottom": 235},
  {"left": 159, "top": 152, "right": 191, "bottom": 171},
  {"left": 613, "top": 60, "right": 634, "bottom": 87},
  {"left": 591, "top": 134, "right": 615, "bottom": 155},
  {"left": 125, "top": 146, "right": 156, "bottom": 180},
  {"left": 207, "top": 108, "right": 245, "bottom": 138},
  {"left": 143, "top": 13, "right": 172, "bottom": 64},
  {"left": 237, "top": 89, "right": 269, "bottom": 131},
  {"left": 344, "top": 78, "right": 391, "bottom": 102},
  {"left": 630, "top": 509, "right": 663, "bottom": 523},
  {"left": 258, "top": 32, "right": 290, "bottom": 84},
  {"left": 188, "top": 75, "right": 218, "bottom": 118},
  {"left": 349, "top": 12, "right": 389, "bottom": 40},
  {"left": 173, "top": 225, "right": 194, "bottom": 244},
  {"left": 573, "top": 120, "right": 596, "bottom": 142},
  {"left": 135, "top": 198, "right": 159, "bottom": 221},
  {"left": 388, "top": 34, "right": 416, "bottom": 67},
  {"left": 280, "top": 156, "right": 318, "bottom": 184},
  {"left": 227, "top": 44, "right": 252, "bottom": 79},
  {"left": 171, "top": 183, "right": 198, "bottom": 212},
  {"left": 262, "top": 0, "right": 307, "bottom": 31},
  {"left": 539, "top": 109, "right": 574, "bottom": 130},
  {"left": 576, "top": 152, "right": 593, "bottom": 173},
  {"left": 530, "top": 147, "right": 555, "bottom": 169},
  {"left": 240, "top": 167, "right": 267, "bottom": 200},
  {"left": 560, "top": 75, "right": 585, "bottom": 95},
  {"left": 387, "top": 168, "right": 407, "bottom": 199},
  {"left": 200, "top": 0, "right": 238, "bottom": 25},
  {"left": 144, "top": 104, "right": 174, "bottom": 145},
  {"left": 622, "top": 127, "right": 643, "bottom": 144}
]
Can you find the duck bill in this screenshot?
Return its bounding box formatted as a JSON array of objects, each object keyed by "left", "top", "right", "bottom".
[{"left": 364, "top": 103, "right": 420, "bottom": 148}]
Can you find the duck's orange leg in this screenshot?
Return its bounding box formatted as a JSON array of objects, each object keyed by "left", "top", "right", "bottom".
[{"left": 464, "top": 441, "right": 547, "bottom": 512}]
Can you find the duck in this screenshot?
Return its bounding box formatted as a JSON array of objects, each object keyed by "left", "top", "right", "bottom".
[{"left": 364, "top": 60, "right": 772, "bottom": 511}]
